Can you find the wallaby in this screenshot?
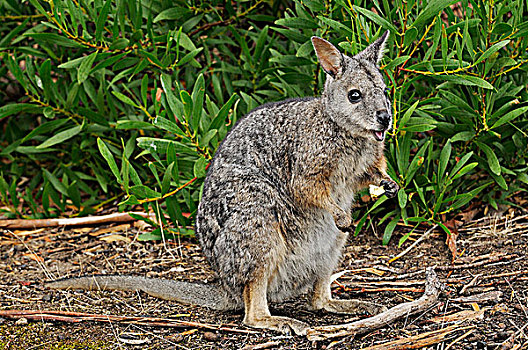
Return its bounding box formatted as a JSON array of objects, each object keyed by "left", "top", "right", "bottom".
[{"left": 47, "top": 31, "right": 399, "bottom": 336}]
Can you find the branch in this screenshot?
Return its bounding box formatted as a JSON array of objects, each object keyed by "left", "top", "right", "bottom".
[
  {"left": 189, "top": 0, "right": 265, "bottom": 36},
  {"left": 0, "top": 212, "right": 157, "bottom": 229},
  {"left": 306, "top": 268, "right": 444, "bottom": 341},
  {"left": 0, "top": 309, "right": 257, "bottom": 335}
]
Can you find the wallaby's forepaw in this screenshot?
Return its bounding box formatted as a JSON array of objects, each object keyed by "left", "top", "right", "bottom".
[
  {"left": 334, "top": 212, "right": 352, "bottom": 229},
  {"left": 244, "top": 315, "right": 309, "bottom": 336},
  {"left": 381, "top": 179, "right": 399, "bottom": 198},
  {"left": 319, "top": 299, "right": 388, "bottom": 315}
]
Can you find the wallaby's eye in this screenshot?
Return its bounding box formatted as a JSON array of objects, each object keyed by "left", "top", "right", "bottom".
[{"left": 348, "top": 89, "right": 362, "bottom": 103}]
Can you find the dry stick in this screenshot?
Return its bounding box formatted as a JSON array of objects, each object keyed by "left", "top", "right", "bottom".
[
  {"left": 388, "top": 225, "right": 438, "bottom": 264},
  {"left": 242, "top": 341, "right": 281, "bottom": 350},
  {"left": 361, "top": 325, "right": 475, "bottom": 350},
  {"left": 350, "top": 253, "right": 521, "bottom": 282},
  {"left": 0, "top": 309, "right": 258, "bottom": 335},
  {"left": 306, "top": 268, "right": 444, "bottom": 341},
  {"left": 444, "top": 328, "right": 476, "bottom": 350},
  {"left": 0, "top": 212, "right": 158, "bottom": 229}
]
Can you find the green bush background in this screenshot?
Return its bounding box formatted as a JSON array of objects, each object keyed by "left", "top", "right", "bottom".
[{"left": 1, "top": 0, "right": 527, "bottom": 243}]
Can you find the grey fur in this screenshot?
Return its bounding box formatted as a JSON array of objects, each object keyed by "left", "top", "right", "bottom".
[{"left": 47, "top": 32, "right": 399, "bottom": 334}]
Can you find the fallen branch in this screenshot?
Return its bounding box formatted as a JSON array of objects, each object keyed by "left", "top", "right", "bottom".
[
  {"left": 450, "top": 290, "right": 502, "bottom": 304},
  {"left": 306, "top": 268, "right": 444, "bottom": 341},
  {"left": 0, "top": 212, "right": 158, "bottom": 229},
  {"left": 0, "top": 309, "right": 257, "bottom": 335}
]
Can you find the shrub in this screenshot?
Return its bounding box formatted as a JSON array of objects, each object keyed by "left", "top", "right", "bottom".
[{"left": 1, "top": 0, "right": 526, "bottom": 242}]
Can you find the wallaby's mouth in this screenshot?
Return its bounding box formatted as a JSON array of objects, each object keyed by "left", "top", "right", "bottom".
[{"left": 373, "top": 130, "right": 385, "bottom": 141}]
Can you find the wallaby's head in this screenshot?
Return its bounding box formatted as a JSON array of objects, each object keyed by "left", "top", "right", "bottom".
[{"left": 312, "top": 31, "right": 391, "bottom": 141}]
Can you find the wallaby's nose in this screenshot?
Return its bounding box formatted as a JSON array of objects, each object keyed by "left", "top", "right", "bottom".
[{"left": 376, "top": 110, "right": 390, "bottom": 129}]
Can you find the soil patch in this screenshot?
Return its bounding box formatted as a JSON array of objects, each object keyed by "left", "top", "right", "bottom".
[{"left": 1, "top": 211, "right": 527, "bottom": 349}]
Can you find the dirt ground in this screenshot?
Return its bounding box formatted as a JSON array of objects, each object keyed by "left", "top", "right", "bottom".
[{"left": 1, "top": 209, "right": 527, "bottom": 350}]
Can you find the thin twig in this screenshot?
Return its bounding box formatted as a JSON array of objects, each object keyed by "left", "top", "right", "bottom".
[{"left": 388, "top": 225, "right": 438, "bottom": 263}]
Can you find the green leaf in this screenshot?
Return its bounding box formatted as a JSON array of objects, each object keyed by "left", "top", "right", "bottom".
[
  {"left": 449, "top": 152, "right": 474, "bottom": 178},
  {"left": 21, "top": 119, "right": 69, "bottom": 143},
  {"left": 272, "top": 28, "right": 310, "bottom": 43},
  {"left": 399, "top": 100, "right": 419, "bottom": 128},
  {"left": 116, "top": 120, "right": 154, "bottom": 130},
  {"left": 77, "top": 52, "right": 98, "bottom": 84},
  {"left": 199, "top": 129, "right": 218, "bottom": 148},
  {"left": 95, "top": 0, "right": 112, "bottom": 42},
  {"left": 119, "top": 194, "right": 140, "bottom": 206},
  {"left": 476, "top": 142, "right": 501, "bottom": 176},
  {"left": 138, "top": 232, "right": 162, "bottom": 241},
  {"left": 141, "top": 74, "right": 148, "bottom": 107},
  {"left": 517, "top": 173, "right": 528, "bottom": 185},
  {"left": 58, "top": 56, "right": 87, "bottom": 69},
  {"left": 404, "top": 27, "right": 418, "bottom": 46},
  {"left": 398, "top": 188, "right": 407, "bottom": 209},
  {"left": 152, "top": 116, "right": 186, "bottom": 137},
  {"left": 97, "top": 138, "right": 122, "bottom": 183},
  {"left": 269, "top": 55, "right": 312, "bottom": 66},
  {"left": 161, "top": 74, "right": 184, "bottom": 122},
  {"left": 129, "top": 185, "right": 161, "bottom": 199},
  {"left": 176, "top": 48, "right": 203, "bottom": 66},
  {"left": 109, "top": 38, "right": 129, "bottom": 50},
  {"left": 439, "top": 74, "right": 494, "bottom": 90},
  {"left": 161, "top": 162, "right": 174, "bottom": 195},
  {"left": 382, "top": 215, "right": 400, "bottom": 245},
  {"left": 180, "top": 90, "right": 193, "bottom": 120},
  {"left": 38, "top": 59, "right": 52, "bottom": 100},
  {"left": 254, "top": 25, "right": 269, "bottom": 59},
  {"left": 411, "top": 0, "right": 457, "bottom": 29},
  {"left": 112, "top": 91, "right": 139, "bottom": 107},
  {"left": 210, "top": 94, "right": 238, "bottom": 130},
  {"left": 67, "top": 182, "right": 81, "bottom": 208},
  {"left": 451, "top": 162, "right": 478, "bottom": 181},
  {"left": 384, "top": 56, "right": 410, "bottom": 72},
  {"left": 0, "top": 104, "right": 42, "bottom": 120},
  {"left": 191, "top": 74, "right": 205, "bottom": 133},
  {"left": 42, "top": 169, "right": 68, "bottom": 196},
  {"left": 275, "top": 17, "right": 318, "bottom": 29},
  {"left": 490, "top": 173, "right": 508, "bottom": 190},
  {"left": 491, "top": 106, "right": 528, "bottom": 129},
  {"left": 474, "top": 40, "right": 510, "bottom": 65},
  {"left": 25, "top": 33, "right": 81, "bottom": 48},
  {"left": 317, "top": 16, "right": 353, "bottom": 35},
  {"left": 193, "top": 157, "right": 208, "bottom": 178},
  {"left": 36, "top": 125, "right": 82, "bottom": 149},
  {"left": 451, "top": 131, "right": 475, "bottom": 142},
  {"left": 353, "top": 6, "right": 398, "bottom": 33},
  {"left": 137, "top": 137, "right": 193, "bottom": 153},
  {"left": 153, "top": 7, "right": 191, "bottom": 22},
  {"left": 438, "top": 141, "right": 452, "bottom": 179}
]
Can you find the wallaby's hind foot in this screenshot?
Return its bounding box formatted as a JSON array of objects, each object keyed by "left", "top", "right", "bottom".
[
  {"left": 243, "top": 315, "right": 309, "bottom": 336},
  {"left": 242, "top": 274, "right": 310, "bottom": 335},
  {"left": 312, "top": 275, "right": 387, "bottom": 316}
]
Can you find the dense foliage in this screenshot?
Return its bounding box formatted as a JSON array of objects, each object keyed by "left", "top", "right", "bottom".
[{"left": 1, "top": 0, "right": 527, "bottom": 243}]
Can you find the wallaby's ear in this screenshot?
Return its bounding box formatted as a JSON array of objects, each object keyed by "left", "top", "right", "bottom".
[
  {"left": 355, "top": 30, "right": 390, "bottom": 65},
  {"left": 311, "top": 37, "right": 344, "bottom": 77}
]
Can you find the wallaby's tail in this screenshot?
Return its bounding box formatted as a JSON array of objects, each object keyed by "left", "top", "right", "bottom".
[{"left": 46, "top": 275, "right": 238, "bottom": 311}]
